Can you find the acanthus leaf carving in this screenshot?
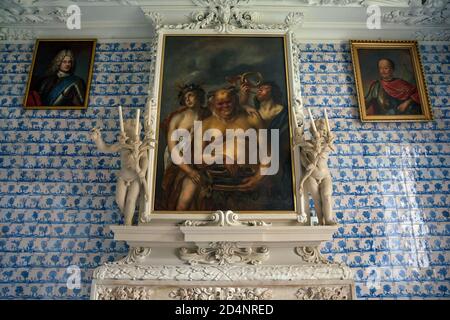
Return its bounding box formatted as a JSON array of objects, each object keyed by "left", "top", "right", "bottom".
[
  {"left": 169, "top": 287, "right": 272, "bottom": 300},
  {"left": 142, "top": 0, "right": 303, "bottom": 33},
  {"left": 169, "top": 287, "right": 220, "bottom": 300},
  {"left": 96, "top": 285, "right": 153, "bottom": 300},
  {"left": 295, "top": 285, "right": 350, "bottom": 300},
  {"left": 383, "top": 1, "right": 450, "bottom": 25},
  {"left": 111, "top": 247, "right": 151, "bottom": 265},
  {"left": 179, "top": 242, "right": 269, "bottom": 265},
  {"left": 295, "top": 246, "right": 331, "bottom": 265}
]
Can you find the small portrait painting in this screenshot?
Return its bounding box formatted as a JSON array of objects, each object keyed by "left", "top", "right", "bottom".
[
  {"left": 351, "top": 40, "right": 432, "bottom": 122},
  {"left": 24, "top": 39, "right": 96, "bottom": 109},
  {"left": 152, "top": 35, "right": 296, "bottom": 213}
]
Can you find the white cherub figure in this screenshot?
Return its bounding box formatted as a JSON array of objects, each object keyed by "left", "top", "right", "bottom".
[
  {"left": 91, "top": 119, "right": 153, "bottom": 225},
  {"left": 294, "top": 114, "right": 337, "bottom": 226}
]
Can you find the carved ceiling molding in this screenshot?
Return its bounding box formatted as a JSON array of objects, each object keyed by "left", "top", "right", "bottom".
[
  {"left": 0, "top": 1, "right": 67, "bottom": 24},
  {"left": 414, "top": 30, "right": 450, "bottom": 41},
  {"left": 296, "top": 0, "right": 411, "bottom": 5},
  {"left": 179, "top": 242, "right": 269, "bottom": 265},
  {"left": 141, "top": 0, "right": 303, "bottom": 32},
  {"left": 0, "top": 28, "right": 36, "bottom": 40},
  {"left": 0, "top": 0, "right": 137, "bottom": 26},
  {"left": 1, "top": 1, "right": 448, "bottom": 40},
  {"left": 298, "top": 0, "right": 364, "bottom": 5},
  {"left": 383, "top": 1, "right": 450, "bottom": 26}
]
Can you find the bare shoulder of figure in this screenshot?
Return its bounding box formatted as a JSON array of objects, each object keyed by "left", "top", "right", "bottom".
[
  {"left": 184, "top": 108, "right": 199, "bottom": 118},
  {"left": 167, "top": 109, "right": 186, "bottom": 129},
  {"left": 201, "top": 116, "right": 213, "bottom": 127},
  {"left": 247, "top": 111, "right": 263, "bottom": 128}
]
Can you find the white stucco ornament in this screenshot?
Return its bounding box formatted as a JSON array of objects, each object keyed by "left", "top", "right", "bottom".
[
  {"left": 295, "top": 109, "right": 337, "bottom": 226},
  {"left": 142, "top": 0, "right": 303, "bottom": 33}
]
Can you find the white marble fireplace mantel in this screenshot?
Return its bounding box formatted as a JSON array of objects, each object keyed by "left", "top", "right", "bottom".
[{"left": 91, "top": 224, "right": 355, "bottom": 300}]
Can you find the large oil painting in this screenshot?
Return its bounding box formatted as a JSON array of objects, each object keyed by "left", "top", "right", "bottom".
[
  {"left": 152, "top": 35, "right": 296, "bottom": 213},
  {"left": 351, "top": 40, "right": 432, "bottom": 122}
]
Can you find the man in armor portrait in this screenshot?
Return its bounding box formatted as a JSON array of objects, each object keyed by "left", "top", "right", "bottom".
[
  {"left": 26, "top": 48, "right": 87, "bottom": 107},
  {"left": 364, "top": 58, "right": 422, "bottom": 116}
]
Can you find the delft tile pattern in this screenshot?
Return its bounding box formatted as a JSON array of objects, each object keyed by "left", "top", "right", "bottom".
[
  {"left": 298, "top": 43, "right": 449, "bottom": 299},
  {"left": 0, "top": 41, "right": 448, "bottom": 300},
  {"left": 0, "top": 42, "right": 150, "bottom": 299}
]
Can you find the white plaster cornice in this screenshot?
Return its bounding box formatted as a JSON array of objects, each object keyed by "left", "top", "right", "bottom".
[
  {"left": 0, "top": 1, "right": 448, "bottom": 42},
  {"left": 414, "top": 29, "right": 450, "bottom": 41},
  {"left": 0, "top": 28, "right": 36, "bottom": 40},
  {"left": 383, "top": 1, "right": 450, "bottom": 26}
]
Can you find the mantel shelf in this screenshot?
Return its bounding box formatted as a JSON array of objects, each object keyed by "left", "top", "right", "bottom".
[{"left": 109, "top": 225, "right": 338, "bottom": 247}]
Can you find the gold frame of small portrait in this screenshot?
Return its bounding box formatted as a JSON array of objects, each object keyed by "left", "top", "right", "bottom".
[
  {"left": 350, "top": 40, "right": 433, "bottom": 122},
  {"left": 23, "top": 38, "right": 97, "bottom": 110}
]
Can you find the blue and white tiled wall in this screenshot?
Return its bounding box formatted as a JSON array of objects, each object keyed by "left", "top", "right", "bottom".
[
  {"left": 298, "top": 43, "right": 449, "bottom": 299},
  {"left": 0, "top": 41, "right": 448, "bottom": 299},
  {"left": 0, "top": 42, "right": 150, "bottom": 299}
]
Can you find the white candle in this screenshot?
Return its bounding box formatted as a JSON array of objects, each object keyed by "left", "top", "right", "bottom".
[
  {"left": 135, "top": 108, "right": 140, "bottom": 138},
  {"left": 324, "top": 108, "right": 331, "bottom": 133},
  {"left": 299, "top": 193, "right": 305, "bottom": 217},
  {"left": 118, "top": 105, "right": 124, "bottom": 133},
  {"left": 307, "top": 108, "right": 317, "bottom": 133},
  {"left": 147, "top": 98, "right": 151, "bottom": 128}
]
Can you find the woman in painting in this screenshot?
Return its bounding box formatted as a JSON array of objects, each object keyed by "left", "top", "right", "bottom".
[
  {"left": 27, "top": 49, "right": 86, "bottom": 107},
  {"left": 365, "top": 58, "right": 421, "bottom": 116},
  {"left": 240, "top": 81, "right": 293, "bottom": 206}
]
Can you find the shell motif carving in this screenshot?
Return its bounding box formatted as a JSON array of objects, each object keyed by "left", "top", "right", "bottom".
[{"left": 179, "top": 242, "right": 269, "bottom": 265}]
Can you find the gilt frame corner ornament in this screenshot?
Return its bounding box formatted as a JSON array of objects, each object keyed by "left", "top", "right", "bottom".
[{"left": 140, "top": 2, "right": 306, "bottom": 225}]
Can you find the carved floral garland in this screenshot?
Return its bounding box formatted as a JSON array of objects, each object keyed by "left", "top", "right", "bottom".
[
  {"left": 296, "top": 285, "right": 350, "bottom": 300},
  {"left": 96, "top": 286, "right": 153, "bottom": 300},
  {"left": 169, "top": 286, "right": 273, "bottom": 300}
]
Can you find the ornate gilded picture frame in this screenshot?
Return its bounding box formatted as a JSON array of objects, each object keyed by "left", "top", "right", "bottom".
[
  {"left": 143, "top": 28, "right": 305, "bottom": 222},
  {"left": 23, "top": 39, "right": 96, "bottom": 110},
  {"left": 350, "top": 40, "right": 432, "bottom": 122}
]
